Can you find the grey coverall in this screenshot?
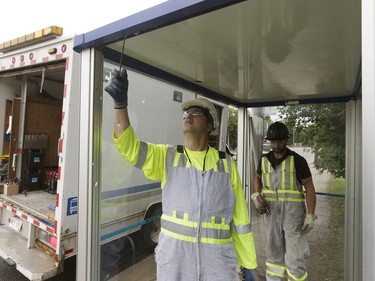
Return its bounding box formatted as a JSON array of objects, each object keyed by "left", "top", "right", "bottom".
[{"left": 260, "top": 154, "right": 310, "bottom": 281}]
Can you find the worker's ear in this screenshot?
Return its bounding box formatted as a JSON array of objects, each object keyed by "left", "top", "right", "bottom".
[{"left": 207, "top": 123, "right": 213, "bottom": 133}]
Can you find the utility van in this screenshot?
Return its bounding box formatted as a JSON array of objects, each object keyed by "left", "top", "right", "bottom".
[{"left": 0, "top": 26, "right": 230, "bottom": 280}]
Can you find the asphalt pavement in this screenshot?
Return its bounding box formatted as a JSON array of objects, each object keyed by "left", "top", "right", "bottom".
[
  {"left": 0, "top": 256, "right": 76, "bottom": 281},
  {"left": 0, "top": 260, "right": 28, "bottom": 281}
]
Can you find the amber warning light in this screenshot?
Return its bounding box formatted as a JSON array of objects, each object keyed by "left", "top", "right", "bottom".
[{"left": 0, "top": 26, "right": 63, "bottom": 53}]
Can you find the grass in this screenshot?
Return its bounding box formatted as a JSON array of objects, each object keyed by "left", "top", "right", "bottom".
[
  {"left": 329, "top": 177, "right": 345, "bottom": 244},
  {"left": 318, "top": 176, "right": 345, "bottom": 280},
  {"left": 329, "top": 177, "right": 346, "bottom": 195}
]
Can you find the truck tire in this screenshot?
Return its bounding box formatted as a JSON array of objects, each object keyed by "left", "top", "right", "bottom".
[{"left": 142, "top": 205, "right": 162, "bottom": 248}]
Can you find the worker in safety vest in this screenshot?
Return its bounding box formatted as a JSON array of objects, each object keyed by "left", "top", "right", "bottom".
[
  {"left": 252, "top": 122, "right": 317, "bottom": 281},
  {"left": 105, "top": 68, "right": 257, "bottom": 281}
]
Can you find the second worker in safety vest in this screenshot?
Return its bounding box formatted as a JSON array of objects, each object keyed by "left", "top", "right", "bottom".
[
  {"left": 252, "top": 121, "right": 317, "bottom": 281},
  {"left": 105, "top": 68, "right": 257, "bottom": 281}
]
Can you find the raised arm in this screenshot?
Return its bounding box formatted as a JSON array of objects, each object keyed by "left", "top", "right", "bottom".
[{"left": 114, "top": 108, "right": 130, "bottom": 138}]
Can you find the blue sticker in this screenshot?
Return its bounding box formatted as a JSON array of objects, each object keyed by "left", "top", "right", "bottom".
[{"left": 67, "top": 197, "right": 78, "bottom": 216}]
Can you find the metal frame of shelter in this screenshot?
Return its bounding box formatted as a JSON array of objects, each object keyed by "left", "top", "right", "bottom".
[{"left": 72, "top": 0, "right": 374, "bottom": 280}]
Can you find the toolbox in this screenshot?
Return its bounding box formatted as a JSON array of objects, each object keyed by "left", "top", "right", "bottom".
[{"left": 4, "top": 183, "right": 19, "bottom": 195}]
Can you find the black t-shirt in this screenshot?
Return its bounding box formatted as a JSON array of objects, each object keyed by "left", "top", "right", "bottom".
[{"left": 256, "top": 148, "right": 311, "bottom": 182}]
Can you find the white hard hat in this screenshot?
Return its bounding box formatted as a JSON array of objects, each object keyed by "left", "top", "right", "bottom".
[{"left": 182, "top": 98, "right": 219, "bottom": 130}]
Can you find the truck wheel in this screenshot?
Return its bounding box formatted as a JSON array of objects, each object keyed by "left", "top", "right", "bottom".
[{"left": 142, "top": 206, "right": 162, "bottom": 248}]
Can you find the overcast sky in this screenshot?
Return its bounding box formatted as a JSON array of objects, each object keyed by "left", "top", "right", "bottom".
[{"left": 1, "top": 0, "right": 166, "bottom": 43}]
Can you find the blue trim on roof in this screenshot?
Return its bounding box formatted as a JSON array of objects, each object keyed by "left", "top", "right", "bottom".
[{"left": 73, "top": 0, "right": 245, "bottom": 53}]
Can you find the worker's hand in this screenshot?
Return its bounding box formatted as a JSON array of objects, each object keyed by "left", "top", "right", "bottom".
[
  {"left": 105, "top": 68, "right": 129, "bottom": 108},
  {"left": 301, "top": 213, "right": 317, "bottom": 233},
  {"left": 251, "top": 192, "right": 270, "bottom": 215},
  {"left": 251, "top": 192, "right": 262, "bottom": 208},
  {"left": 242, "top": 267, "right": 256, "bottom": 281}
]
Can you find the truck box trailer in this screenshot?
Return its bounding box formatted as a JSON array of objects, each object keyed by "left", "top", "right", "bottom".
[
  {"left": 0, "top": 27, "right": 80, "bottom": 280},
  {"left": 0, "top": 25, "right": 230, "bottom": 280}
]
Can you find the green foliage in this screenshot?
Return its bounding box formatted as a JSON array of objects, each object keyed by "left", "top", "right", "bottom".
[
  {"left": 278, "top": 103, "right": 346, "bottom": 178},
  {"left": 263, "top": 115, "right": 273, "bottom": 128},
  {"left": 329, "top": 177, "right": 346, "bottom": 195},
  {"left": 227, "top": 107, "right": 238, "bottom": 151}
]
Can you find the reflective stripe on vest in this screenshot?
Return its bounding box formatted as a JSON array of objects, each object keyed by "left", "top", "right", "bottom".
[
  {"left": 161, "top": 212, "right": 232, "bottom": 244},
  {"left": 232, "top": 222, "right": 252, "bottom": 234},
  {"left": 135, "top": 141, "right": 148, "bottom": 169},
  {"left": 261, "top": 155, "right": 305, "bottom": 202}
]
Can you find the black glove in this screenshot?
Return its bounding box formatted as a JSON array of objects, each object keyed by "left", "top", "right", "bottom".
[
  {"left": 104, "top": 68, "right": 128, "bottom": 108},
  {"left": 242, "top": 267, "right": 256, "bottom": 281}
]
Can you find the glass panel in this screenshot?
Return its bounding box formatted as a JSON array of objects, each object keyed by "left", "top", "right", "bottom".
[
  {"left": 99, "top": 60, "right": 199, "bottom": 280},
  {"left": 246, "top": 104, "right": 345, "bottom": 280}
]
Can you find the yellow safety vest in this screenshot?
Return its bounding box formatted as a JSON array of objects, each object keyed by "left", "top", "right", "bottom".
[{"left": 261, "top": 155, "right": 305, "bottom": 202}]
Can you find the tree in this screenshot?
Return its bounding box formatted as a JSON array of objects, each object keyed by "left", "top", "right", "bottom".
[
  {"left": 227, "top": 106, "right": 238, "bottom": 151},
  {"left": 277, "top": 103, "right": 346, "bottom": 178}
]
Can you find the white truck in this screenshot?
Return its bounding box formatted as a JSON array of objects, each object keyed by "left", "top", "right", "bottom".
[{"left": 0, "top": 26, "right": 230, "bottom": 280}]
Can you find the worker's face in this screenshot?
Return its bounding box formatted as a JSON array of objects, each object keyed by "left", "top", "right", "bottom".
[
  {"left": 182, "top": 108, "right": 211, "bottom": 135},
  {"left": 270, "top": 139, "right": 288, "bottom": 154}
]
